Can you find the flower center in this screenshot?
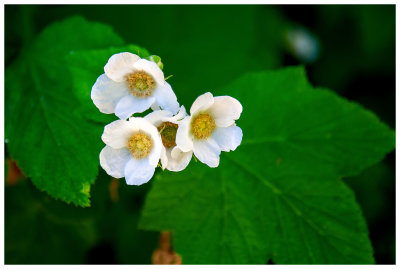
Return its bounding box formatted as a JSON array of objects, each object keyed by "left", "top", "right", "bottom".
[
  {"left": 191, "top": 113, "right": 216, "bottom": 140},
  {"left": 125, "top": 71, "right": 155, "bottom": 97},
  {"left": 158, "top": 122, "right": 178, "bottom": 148},
  {"left": 127, "top": 132, "right": 153, "bottom": 159}
]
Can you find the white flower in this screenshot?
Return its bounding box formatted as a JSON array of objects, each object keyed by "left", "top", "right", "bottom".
[
  {"left": 91, "top": 52, "right": 179, "bottom": 120},
  {"left": 145, "top": 106, "right": 193, "bottom": 172},
  {"left": 99, "top": 117, "right": 163, "bottom": 185},
  {"left": 176, "top": 92, "right": 243, "bottom": 168}
]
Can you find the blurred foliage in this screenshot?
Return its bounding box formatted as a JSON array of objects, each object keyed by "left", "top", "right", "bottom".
[
  {"left": 5, "top": 179, "right": 97, "bottom": 264},
  {"left": 5, "top": 4, "right": 395, "bottom": 264},
  {"left": 5, "top": 169, "right": 158, "bottom": 264},
  {"left": 346, "top": 156, "right": 396, "bottom": 264}
]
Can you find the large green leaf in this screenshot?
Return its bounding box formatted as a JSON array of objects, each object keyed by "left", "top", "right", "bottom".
[
  {"left": 139, "top": 67, "right": 395, "bottom": 264},
  {"left": 5, "top": 16, "right": 124, "bottom": 206}
]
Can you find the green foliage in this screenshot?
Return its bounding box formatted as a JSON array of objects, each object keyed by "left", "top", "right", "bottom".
[
  {"left": 345, "top": 159, "right": 396, "bottom": 264},
  {"left": 5, "top": 180, "right": 97, "bottom": 264},
  {"left": 355, "top": 5, "right": 395, "bottom": 63},
  {"left": 4, "top": 7, "right": 395, "bottom": 264},
  {"left": 5, "top": 16, "right": 124, "bottom": 206},
  {"left": 88, "top": 172, "right": 160, "bottom": 264},
  {"left": 312, "top": 5, "right": 395, "bottom": 91},
  {"left": 111, "top": 181, "right": 160, "bottom": 264},
  {"left": 99, "top": 5, "right": 287, "bottom": 106},
  {"left": 139, "top": 67, "right": 395, "bottom": 264},
  {"left": 346, "top": 161, "right": 394, "bottom": 225},
  {"left": 5, "top": 171, "right": 158, "bottom": 264}
]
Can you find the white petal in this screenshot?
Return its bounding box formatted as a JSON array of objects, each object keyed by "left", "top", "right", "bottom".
[
  {"left": 124, "top": 158, "right": 155, "bottom": 185},
  {"left": 208, "top": 96, "right": 243, "bottom": 127},
  {"left": 133, "top": 59, "right": 165, "bottom": 86},
  {"left": 145, "top": 106, "right": 186, "bottom": 127},
  {"left": 128, "top": 117, "right": 163, "bottom": 167},
  {"left": 160, "top": 146, "right": 168, "bottom": 169},
  {"left": 193, "top": 138, "right": 221, "bottom": 168},
  {"left": 190, "top": 92, "right": 214, "bottom": 115},
  {"left": 153, "top": 82, "right": 179, "bottom": 114},
  {"left": 101, "top": 119, "right": 135, "bottom": 149},
  {"left": 151, "top": 102, "right": 161, "bottom": 111},
  {"left": 212, "top": 126, "right": 243, "bottom": 152},
  {"left": 170, "top": 146, "right": 184, "bottom": 159},
  {"left": 115, "top": 95, "right": 155, "bottom": 120},
  {"left": 176, "top": 116, "right": 193, "bottom": 152},
  {"left": 166, "top": 146, "right": 192, "bottom": 172},
  {"left": 169, "top": 106, "right": 187, "bottom": 123},
  {"left": 91, "top": 74, "right": 129, "bottom": 114},
  {"left": 104, "top": 52, "right": 140, "bottom": 82},
  {"left": 144, "top": 109, "right": 173, "bottom": 126},
  {"left": 100, "top": 146, "right": 131, "bottom": 178}
]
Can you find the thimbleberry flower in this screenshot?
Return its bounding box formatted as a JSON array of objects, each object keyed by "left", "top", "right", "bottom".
[
  {"left": 176, "top": 92, "right": 243, "bottom": 168},
  {"left": 145, "top": 106, "right": 193, "bottom": 172},
  {"left": 100, "top": 117, "right": 163, "bottom": 185},
  {"left": 91, "top": 52, "right": 179, "bottom": 119}
]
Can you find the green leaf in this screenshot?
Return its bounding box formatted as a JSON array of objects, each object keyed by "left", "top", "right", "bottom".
[
  {"left": 139, "top": 66, "right": 395, "bottom": 264},
  {"left": 5, "top": 16, "right": 124, "bottom": 206},
  {"left": 66, "top": 44, "right": 150, "bottom": 124},
  {"left": 5, "top": 180, "right": 97, "bottom": 264}
]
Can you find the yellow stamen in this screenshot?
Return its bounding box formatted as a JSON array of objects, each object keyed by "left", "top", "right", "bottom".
[
  {"left": 126, "top": 71, "right": 155, "bottom": 97},
  {"left": 191, "top": 113, "right": 216, "bottom": 140},
  {"left": 127, "top": 132, "right": 153, "bottom": 159}
]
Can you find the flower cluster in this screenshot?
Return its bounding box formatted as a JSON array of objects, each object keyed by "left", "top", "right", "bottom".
[{"left": 92, "top": 52, "right": 243, "bottom": 185}]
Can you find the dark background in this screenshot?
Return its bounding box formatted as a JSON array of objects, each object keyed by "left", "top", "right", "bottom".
[{"left": 5, "top": 5, "right": 395, "bottom": 264}]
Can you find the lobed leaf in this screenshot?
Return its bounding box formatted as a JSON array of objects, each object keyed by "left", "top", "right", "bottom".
[
  {"left": 139, "top": 66, "right": 395, "bottom": 264},
  {"left": 5, "top": 16, "right": 124, "bottom": 206}
]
